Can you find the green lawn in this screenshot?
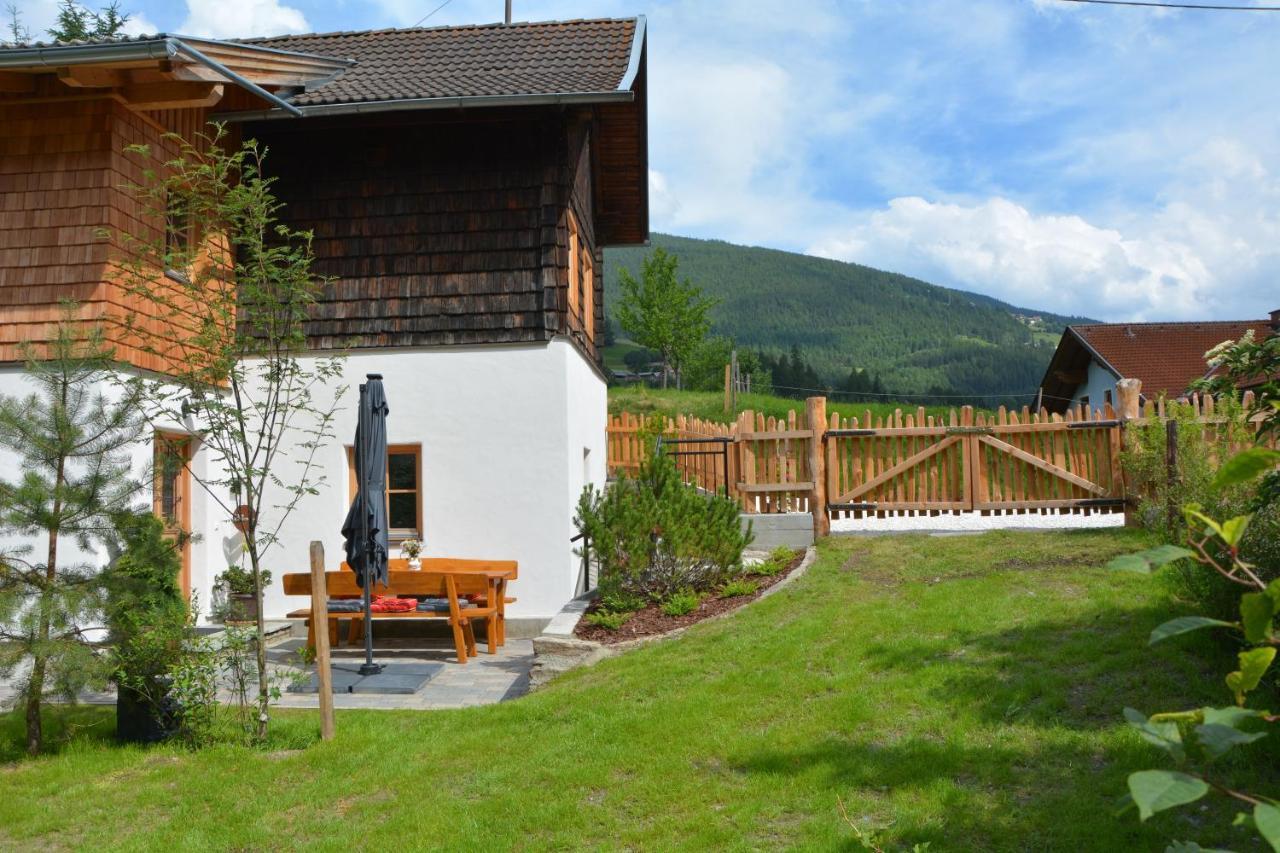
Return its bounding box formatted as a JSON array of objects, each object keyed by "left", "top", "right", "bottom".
[
  {"left": 2, "top": 530, "right": 1274, "bottom": 850},
  {"left": 608, "top": 385, "right": 959, "bottom": 426}
]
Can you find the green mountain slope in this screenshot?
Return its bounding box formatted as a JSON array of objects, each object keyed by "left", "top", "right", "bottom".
[{"left": 604, "top": 233, "right": 1094, "bottom": 400}]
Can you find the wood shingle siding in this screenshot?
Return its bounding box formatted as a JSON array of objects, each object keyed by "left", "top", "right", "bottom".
[
  {"left": 0, "top": 89, "right": 214, "bottom": 370},
  {"left": 249, "top": 108, "right": 603, "bottom": 362}
]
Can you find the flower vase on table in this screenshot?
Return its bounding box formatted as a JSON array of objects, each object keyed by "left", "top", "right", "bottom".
[{"left": 401, "top": 538, "right": 423, "bottom": 571}]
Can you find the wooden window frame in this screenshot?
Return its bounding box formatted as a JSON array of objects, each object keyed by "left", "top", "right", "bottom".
[
  {"left": 153, "top": 432, "right": 192, "bottom": 598},
  {"left": 567, "top": 209, "right": 582, "bottom": 320},
  {"left": 566, "top": 208, "right": 595, "bottom": 345},
  {"left": 346, "top": 443, "right": 423, "bottom": 542},
  {"left": 581, "top": 241, "right": 595, "bottom": 344}
]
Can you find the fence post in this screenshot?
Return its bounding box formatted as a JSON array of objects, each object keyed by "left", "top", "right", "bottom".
[
  {"left": 1165, "top": 418, "right": 1179, "bottom": 536},
  {"left": 807, "top": 396, "right": 830, "bottom": 538},
  {"left": 309, "top": 540, "right": 335, "bottom": 741},
  {"left": 1115, "top": 378, "right": 1142, "bottom": 527}
]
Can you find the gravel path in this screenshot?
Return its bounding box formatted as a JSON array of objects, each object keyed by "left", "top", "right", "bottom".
[{"left": 831, "top": 510, "right": 1124, "bottom": 535}]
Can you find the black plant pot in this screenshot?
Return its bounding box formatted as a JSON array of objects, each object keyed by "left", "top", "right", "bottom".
[
  {"left": 115, "top": 683, "right": 177, "bottom": 744},
  {"left": 228, "top": 593, "right": 259, "bottom": 624}
]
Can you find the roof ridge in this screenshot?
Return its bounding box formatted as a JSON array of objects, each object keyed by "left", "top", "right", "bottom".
[
  {"left": 242, "top": 16, "right": 638, "bottom": 44},
  {"left": 1073, "top": 319, "right": 1269, "bottom": 329}
]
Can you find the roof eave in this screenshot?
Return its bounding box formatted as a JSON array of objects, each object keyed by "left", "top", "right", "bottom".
[
  {"left": 211, "top": 89, "right": 635, "bottom": 122},
  {"left": 0, "top": 37, "right": 177, "bottom": 67},
  {"left": 617, "top": 14, "right": 646, "bottom": 92},
  {"left": 1066, "top": 327, "right": 1125, "bottom": 383}
]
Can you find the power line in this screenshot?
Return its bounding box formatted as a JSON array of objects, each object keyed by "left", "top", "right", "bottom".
[
  {"left": 1057, "top": 0, "right": 1280, "bottom": 10},
  {"left": 412, "top": 0, "right": 456, "bottom": 28},
  {"left": 757, "top": 381, "right": 1078, "bottom": 403}
]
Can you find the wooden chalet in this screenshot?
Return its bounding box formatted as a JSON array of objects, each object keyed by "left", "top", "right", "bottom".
[{"left": 0, "top": 17, "right": 650, "bottom": 627}]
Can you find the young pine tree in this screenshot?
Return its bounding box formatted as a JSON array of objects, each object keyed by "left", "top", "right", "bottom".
[{"left": 0, "top": 313, "right": 143, "bottom": 755}]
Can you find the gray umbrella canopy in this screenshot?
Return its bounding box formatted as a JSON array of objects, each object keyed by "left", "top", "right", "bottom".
[{"left": 341, "top": 374, "right": 390, "bottom": 590}]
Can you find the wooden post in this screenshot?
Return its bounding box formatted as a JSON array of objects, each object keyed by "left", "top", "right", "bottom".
[
  {"left": 1165, "top": 418, "right": 1179, "bottom": 536},
  {"left": 1115, "top": 378, "right": 1142, "bottom": 527},
  {"left": 724, "top": 362, "right": 732, "bottom": 412},
  {"left": 807, "top": 396, "right": 830, "bottom": 538},
  {"left": 730, "top": 349, "right": 739, "bottom": 414},
  {"left": 309, "top": 540, "right": 335, "bottom": 741}
]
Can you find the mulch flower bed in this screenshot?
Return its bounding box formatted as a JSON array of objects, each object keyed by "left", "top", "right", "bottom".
[{"left": 574, "top": 548, "right": 807, "bottom": 645}]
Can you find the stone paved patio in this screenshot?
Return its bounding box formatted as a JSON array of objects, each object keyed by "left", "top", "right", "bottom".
[
  {"left": 0, "top": 630, "right": 533, "bottom": 713},
  {"left": 268, "top": 635, "right": 533, "bottom": 710}
]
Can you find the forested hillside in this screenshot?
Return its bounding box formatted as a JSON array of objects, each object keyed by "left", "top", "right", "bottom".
[{"left": 604, "top": 234, "right": 1093, "bottom": 401}]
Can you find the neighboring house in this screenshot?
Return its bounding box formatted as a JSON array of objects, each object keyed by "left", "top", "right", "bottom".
[
  {"left": 0, "top": 17, "right": 649, "bottom": 630},
  {"left": 1038, "top": 310, "right": 1279, "bottom": 414}
]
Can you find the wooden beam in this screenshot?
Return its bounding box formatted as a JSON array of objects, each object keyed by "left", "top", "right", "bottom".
[
  {"left": 121, "top": 82, "right": 224, "bottom": 110},
  {"left": 977, "top": 434, "right": 1109, "bottom": 496},
  {"left": 833, "top": 435, "right": 960, "bottom": 504},
  {"left": 57, "top": 66, "right": 127, "bottom": 88},
  {"left": 1053, "top": 369, "right": 1088, "bottom": 384},
  {"left": 0, "top": 72, "right": 35, "bottom": 94}
]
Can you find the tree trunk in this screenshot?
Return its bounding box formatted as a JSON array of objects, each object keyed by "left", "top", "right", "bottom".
[
  {"left": 246, "top": 536, "right": 270, "bottom": 744},
  {"left": 661, "top": 360, "right": 669, "bottom": 389},
  {"left": 27, "top": 456, "right": 65, "bottom": 756}
]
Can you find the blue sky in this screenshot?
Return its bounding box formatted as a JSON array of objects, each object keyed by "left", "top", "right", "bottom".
[{"left": 14, "top": 0, "right": 1280, "bottom": 322}]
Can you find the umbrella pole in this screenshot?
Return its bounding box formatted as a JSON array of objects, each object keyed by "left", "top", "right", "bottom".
[{"left": 359, "top": 577, "right": 380, "bottom": 675}]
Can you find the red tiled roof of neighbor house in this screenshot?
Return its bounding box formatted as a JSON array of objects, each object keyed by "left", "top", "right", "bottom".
[
  {"left": 243, "top": 18, "right": 641, "bottom": 107},
  {"left": 1074, "top": 319, "right": 1273, "bottom": 397}
]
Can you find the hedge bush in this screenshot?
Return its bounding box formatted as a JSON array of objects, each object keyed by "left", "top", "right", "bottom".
[{"left": 575, "top": 447, "right": 752, "bottom": 604}]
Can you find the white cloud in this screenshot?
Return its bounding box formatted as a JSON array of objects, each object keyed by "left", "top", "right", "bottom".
[
  {"left": 648, "top": 170, "right": 679, "bottom": 223},
  {"left": 179, "top": 0, "right": 309, "bottom": 38},
  {"left": 809, "top": 196, "right": 1213, "bottom": 320}
]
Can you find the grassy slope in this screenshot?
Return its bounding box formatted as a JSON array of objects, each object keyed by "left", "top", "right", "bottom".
[
  {"left": 609, "top": 385, "right": 960, "bottom": 425},
  {"left": 2, "top": 530, "right": 1273, "bottom": 851},
  {"left": 605, "top": 233, "right": 1094, "bottom": 396}
]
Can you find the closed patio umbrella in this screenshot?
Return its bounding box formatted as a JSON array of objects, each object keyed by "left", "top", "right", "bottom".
[{"left": 341, "top": 373, "right": 390, "bottom": 676}]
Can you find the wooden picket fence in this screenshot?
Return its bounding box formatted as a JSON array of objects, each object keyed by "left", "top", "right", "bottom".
[{"left": 606, "top": 383, "right": 1274, "bottom": 534}]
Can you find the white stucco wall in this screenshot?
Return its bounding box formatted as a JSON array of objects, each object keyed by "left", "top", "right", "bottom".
[
  {"left": 1070, "top": 360, "right": 1120, "bottom": 414},
  {"left": 245, "top": 338, "right": 606, "bottom": 623},
  {"left": 0, "top": 338, "right": 607, "bottom": 627},
  {"left": 0, "top": 366, "right": 229, "bottom": 622}
]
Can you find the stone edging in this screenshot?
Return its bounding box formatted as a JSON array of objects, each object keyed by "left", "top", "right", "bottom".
[{"left": 529, "top": 545, "right": 818, "bottom": 688}]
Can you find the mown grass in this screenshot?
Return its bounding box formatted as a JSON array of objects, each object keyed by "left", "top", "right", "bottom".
[
  {"left": 2, "top": 529, "right": 1274, "bottom": 851},
  {"left": 608, "top": 385, "right": 960, "bottom": 426}
]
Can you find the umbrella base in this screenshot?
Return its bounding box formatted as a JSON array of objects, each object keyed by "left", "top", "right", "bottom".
[
  {"left": 357, "top": 662, "right": 384, "bottom": 676},
  {"left": 289, "top": 662, "right": 443, "bottom": 694}
]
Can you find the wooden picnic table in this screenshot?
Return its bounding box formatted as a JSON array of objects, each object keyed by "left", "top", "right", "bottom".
[{"left": 282, "top": 559, "right": 517, "bottom": 663}]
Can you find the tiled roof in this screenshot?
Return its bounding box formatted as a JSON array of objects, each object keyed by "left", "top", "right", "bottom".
[
  {"left": 244, "top": 18, "right": 640, "bottom": 107},
  {"left": 1074, "top": 320, "right": 1273, "bottom": 397}
]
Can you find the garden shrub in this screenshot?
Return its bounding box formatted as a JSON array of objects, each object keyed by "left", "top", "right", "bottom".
[
  {"left": 104, "top": 511, "right": 192, "bottom": 743},
  {"left": 583, "top": 610, "right": 631, "bottom": 631},
  {"left": 749, "top": 546, "right": 798, "bottom": 577},
  {"left": 719, "top": 578, "right": 759, "bottom": 598},
  {"left": 660, "top": 589, "right": 701, "bottom": 616},
  {"left": 1121, "top": 399, "right": 1277, "bottom": 620},
  {"left": 576, "top": 446, "right": 752, "bottom": 604}
]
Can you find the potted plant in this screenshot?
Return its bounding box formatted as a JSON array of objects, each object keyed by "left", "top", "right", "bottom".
[
  {"left": 220, "top": 563, "right": 270, "bottom": 623},
  {"left": 400, "top": 538, "right": 423, "bottom": 570},
  {"left": 105, "top": 511, "right": 189, "bottom": 744}
]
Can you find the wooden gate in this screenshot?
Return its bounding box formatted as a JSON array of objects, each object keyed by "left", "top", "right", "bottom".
[{"left": 825, "top": 406, "right": 1126, "bottom": 517}]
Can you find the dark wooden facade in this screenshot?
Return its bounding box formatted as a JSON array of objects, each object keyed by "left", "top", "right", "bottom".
[{"left": 249, "top": 105, "right": 612, "bottom": 364}]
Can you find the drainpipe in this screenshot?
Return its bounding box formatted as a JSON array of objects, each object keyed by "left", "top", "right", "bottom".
[{"left": 169, "top": 38, "right": 302, "bottom": 117}]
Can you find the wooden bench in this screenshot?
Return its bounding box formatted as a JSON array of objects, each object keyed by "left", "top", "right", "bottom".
[{"left": 281, "top": 559, "right": 516, "bottom": 664}]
